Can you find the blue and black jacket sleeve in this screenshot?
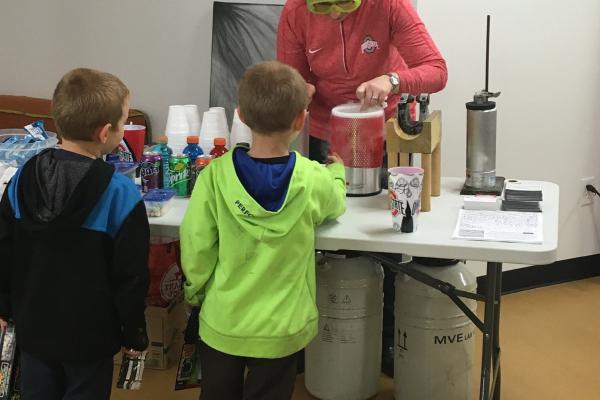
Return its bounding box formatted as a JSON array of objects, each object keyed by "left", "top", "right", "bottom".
[
  {"left": 0, "top": 191, "right": 14, "bottom": 320},
  {"left": 110, "top": 200, "right": 150, "bottom": 351}
]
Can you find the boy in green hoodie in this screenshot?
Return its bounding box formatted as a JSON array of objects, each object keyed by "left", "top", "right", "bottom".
[{"left": 180, "top": 60, "right": 346, "bottom": 400}]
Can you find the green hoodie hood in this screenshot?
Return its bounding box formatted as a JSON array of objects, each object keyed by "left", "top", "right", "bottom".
[
  {"left": 180, "top": 150, "right": 346, "bottom": 358},
  {"left": 220, "top": 152, "right": 308, "bottom": 241}
]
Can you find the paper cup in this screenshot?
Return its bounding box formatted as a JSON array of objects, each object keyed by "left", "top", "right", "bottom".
[
  {"left": 200, "top": 109, "right": 229, "bottom": 153},
  {"left": 123, "top": 124, "right": 146, "bottom": 162},
  {"left": 167, "top": 133, "right": 188, "bottom": 154},
  {"left": 209, "top": 107, "right": 230, "bottom": 137},
  {"left": 165, "top": 105, "right": 190, "bottom": 136},
  {"left": 230, "top": 108, "right": 253, "bottom": 147},
  {"left": 388, "top": 166, "right": 424, "bottom": 233},
  {"left": 184, "top": 105, "right": 201, "bottom": 136},
  {"left": 201, "top": 110, "right": 228, "bottom": 138}
]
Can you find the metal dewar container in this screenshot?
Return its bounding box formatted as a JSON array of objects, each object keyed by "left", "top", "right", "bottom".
[
  {"left": 330, "top": 104, "right": 385, "bottom": 197},
  {"left": 466, "top": 100, "right": 497, "bottom": 189},
  {"left": 463, "top": 15, "right": 502, "bottom": 193},
  {"left": 395, "top": 258, "right": 477, "bottom": 400},
  {"left": 305, "top": 252, "right": 384, "bottom": 400}
]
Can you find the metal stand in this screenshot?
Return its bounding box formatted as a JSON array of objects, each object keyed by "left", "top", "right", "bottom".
[{"left": 367, "top": 253, "right": 502, "bottom": 400}]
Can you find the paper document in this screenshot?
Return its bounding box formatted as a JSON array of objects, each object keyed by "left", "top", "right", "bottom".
[{"left": 453, "top": 209, "right": 543, "bottom": 244}]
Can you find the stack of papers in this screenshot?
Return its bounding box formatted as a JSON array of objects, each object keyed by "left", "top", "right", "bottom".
[
  {"left": 453, "top": 209, "right": 543, "bottom": 244},
  {"left": 502, "top": 181, "right": 543, "bottom": 212}
]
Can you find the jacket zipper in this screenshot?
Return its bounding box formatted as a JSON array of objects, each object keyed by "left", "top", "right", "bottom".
[{"left": 340, "top": 21, "right": 349, "bottom": 73}]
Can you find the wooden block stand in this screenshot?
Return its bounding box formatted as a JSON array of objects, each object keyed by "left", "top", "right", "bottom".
[{"left": 386, "top": 110, "right": 442, "bottom": 212}]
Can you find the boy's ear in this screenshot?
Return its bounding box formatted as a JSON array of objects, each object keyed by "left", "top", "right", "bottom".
[
  {"left": 293, "top": 109, "right": 307, "bottom": 132},
  {"left": 94, "top": 123, "right": 113, "bottom": 144}
]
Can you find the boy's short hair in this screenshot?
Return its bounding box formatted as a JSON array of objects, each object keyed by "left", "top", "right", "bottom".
[
  {"left": 238, "top": 61, "right": 309, "bottom": 134},
  {"left": 52, "top": 68, "right": 129, "bottom": 141}
]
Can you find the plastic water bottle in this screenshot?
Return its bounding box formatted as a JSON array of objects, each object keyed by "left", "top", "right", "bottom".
[
  {"left": 210, "top": 138, "right": 228, "bottom": 158},
  {"left": 183, "top": 136, "right": 203, "bottom": 165},
  {"left": 153, "top": 135, "right": 173, "bottom": 189}
]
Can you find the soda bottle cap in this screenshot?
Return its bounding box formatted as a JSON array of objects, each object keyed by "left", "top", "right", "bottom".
[
  {"left": 157, "top": 135, "right": 168, "bottom": 144},
  {"left": 196, "top": 156, "right": 211, "bottom": 167},
  {"left": 214, "top": 137, "right": 226, "bottom": 146},
  {"left": 187, "top": 135, "right": 199, "bottom": 144}
]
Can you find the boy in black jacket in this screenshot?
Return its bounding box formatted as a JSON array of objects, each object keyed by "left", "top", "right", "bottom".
[{"left": 0, "top": 68, "right": 149, "bottom": 400}]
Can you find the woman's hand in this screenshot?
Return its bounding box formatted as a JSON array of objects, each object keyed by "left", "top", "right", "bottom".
[
  {"left": 356, "top": 75, "right": 392, "bottom": 110},
  {"left": 0, "top": 318, "right": 7, "bottom": 331}
]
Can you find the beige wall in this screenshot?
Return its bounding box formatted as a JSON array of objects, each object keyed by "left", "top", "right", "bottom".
[{"left": 0, "top": 0, "right": 215, "bottom": 136}]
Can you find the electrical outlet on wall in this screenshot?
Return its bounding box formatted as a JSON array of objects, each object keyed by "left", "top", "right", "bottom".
[{"left": 580, "top": 176, "right": 596, "bottom": 206}]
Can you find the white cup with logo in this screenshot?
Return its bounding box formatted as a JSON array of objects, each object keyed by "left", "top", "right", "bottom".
[{"left": 388, "top": 166, "right": 424, "bottom": 233}]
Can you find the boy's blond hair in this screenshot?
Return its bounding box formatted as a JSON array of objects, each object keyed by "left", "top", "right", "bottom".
[
  {"left": 52, "top": 68, "right": 129, "bottom": 141},
  {"left": 238, "top": 61, "right": 309, "bottom": 134}
]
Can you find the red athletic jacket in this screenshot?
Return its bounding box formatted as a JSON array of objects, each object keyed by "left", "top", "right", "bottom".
[{"left": 277, "top": 0, "right": 447, "bottom": 140}]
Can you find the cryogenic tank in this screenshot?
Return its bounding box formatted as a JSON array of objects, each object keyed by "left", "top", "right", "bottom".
[
  {"left": 395, "top": 257, "right": 477, "bottom": 400},
  {"left": 305, "top": 252, "right": 384, "bottom": 400}
]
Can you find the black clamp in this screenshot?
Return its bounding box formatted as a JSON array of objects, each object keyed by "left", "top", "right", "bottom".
[{"left": 397, "top": 93, "right": 430, "bottom": 135}]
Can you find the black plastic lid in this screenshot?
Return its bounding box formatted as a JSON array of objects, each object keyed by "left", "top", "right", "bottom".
[
  {"left": 466, "top": 100, "right": 496, "bottom": 111},
  {"left": 323, "top": 250, "right": 362, "bottom": 259},
  {"left": 413, "top": 257, "right": 460, "bottom": 267}
]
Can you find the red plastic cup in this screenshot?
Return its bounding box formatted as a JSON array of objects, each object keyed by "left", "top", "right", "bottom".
[{"left": 124, "top": 124, "right": 146, "bottom": 162}]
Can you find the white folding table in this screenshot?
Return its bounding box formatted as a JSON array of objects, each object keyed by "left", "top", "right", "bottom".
[{"left": 149, "top": 177, "right": 560, "bottom": 400}]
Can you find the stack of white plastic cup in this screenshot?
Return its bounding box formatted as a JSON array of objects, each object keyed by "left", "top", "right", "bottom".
[
  {"left": 165, "top": 105, "right": 190, "bottom": 154},
  {"left": 200, "top": 107, "right": 230, "bottom": 154},
  {"left": 230, "top": 108, "right": 253, "bottom": 148},
  {"left": 210, "top": 107, "right": 230, "bottom": 141},
  {"left": 184, "top": 105, "right": 201, "bottom": 136}
]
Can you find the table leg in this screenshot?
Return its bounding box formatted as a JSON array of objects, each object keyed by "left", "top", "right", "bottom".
[
  {"left": 399, "top": 152, "right": 410, "bottom": 167},
  {"left": 492, "top": 262, "right": 502, "bottom": 400},
  {"left": 479, "top": 262, "right": 499, "bottom": 400},
  {"left": 421, "top": 153, "right": 432, "bottom": 212},
  {"left": 388, "top": 152, "right": 399, "bottom": 168},
  {"left": 432, "top": 142, "right": 441, "bottom": 196}
]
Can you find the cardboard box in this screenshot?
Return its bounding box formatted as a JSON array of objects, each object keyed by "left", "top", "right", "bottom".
[{"left": 115, "top": 295, "right": 186, "bottom": 370}]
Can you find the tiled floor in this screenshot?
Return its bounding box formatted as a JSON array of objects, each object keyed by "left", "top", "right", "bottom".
[{"left": 111, "top": 277, "right": 600, "bottom": 400}]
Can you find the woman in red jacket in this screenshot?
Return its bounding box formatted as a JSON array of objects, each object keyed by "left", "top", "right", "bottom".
[
  {"left": 277, "top": 0, "right": 448, "bottom": 377},
  {"left": 277, "top": 0, "right": 447, "bottom": 162}
]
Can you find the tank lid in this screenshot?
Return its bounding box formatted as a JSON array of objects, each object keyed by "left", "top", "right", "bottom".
[
  {"left": 466, "top": 100, "right": 496, "bottom": 111},
  {"left": 412, "top": 257, "right": 460, "bottom": 267},
  {"left": 331, "top": 103, "right": 384, "bottom": 119},
  {"left": 322, "top": 250, "right": 363, "bottom": 259}
]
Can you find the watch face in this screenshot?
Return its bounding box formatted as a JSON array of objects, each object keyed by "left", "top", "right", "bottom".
[{"left": 390, "top": 75, "right": 400, "bottom": 86}]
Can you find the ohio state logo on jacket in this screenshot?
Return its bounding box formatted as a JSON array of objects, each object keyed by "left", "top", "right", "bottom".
[{"left": 361, "top": 36, "right": 379, "bottom": 54}]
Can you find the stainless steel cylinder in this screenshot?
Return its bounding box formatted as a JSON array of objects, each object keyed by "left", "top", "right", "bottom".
[
  {"left": 466, "top": 105, "right": 497, "bottom": 188},
  {"left": 346, "top": 167, "right": 381, "bottom": 196}
]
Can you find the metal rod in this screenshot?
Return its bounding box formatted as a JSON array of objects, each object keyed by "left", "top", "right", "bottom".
[
  {"left": 491, "top": 349, "right": 501, "bottom": 399},
  {"left": 453, "top": 289, "right": 486, "bottom": 302},
  {"left": 446, "top": 291, "right": 485, "bottom": 333},
  {"left": 366, "top": 252, "right": 486, "bottom": 331},
  {"left": 479, "top": 261, "right": 498, "bottom": 400},
  {"left": 492, "top": 261, "right": 503, "bottom": 399},
  {"left": 485, "top": 15, "right": 491, "bottom": 92}
]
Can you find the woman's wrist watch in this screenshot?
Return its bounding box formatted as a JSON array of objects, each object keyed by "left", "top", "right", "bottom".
[{"left": 387, "top": 73, "right": 400, "bottom": 94}]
